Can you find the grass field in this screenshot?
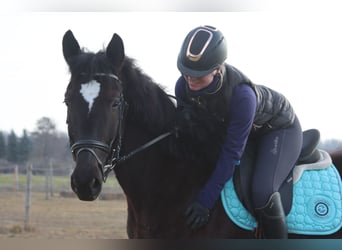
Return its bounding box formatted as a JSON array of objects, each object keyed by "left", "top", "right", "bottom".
[{"left": 0, "top": 191, "right": 128, "bottom": 239}]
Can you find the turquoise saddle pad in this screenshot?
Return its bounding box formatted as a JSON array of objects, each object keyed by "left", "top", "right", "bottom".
[{"left": 221, "top": 161, "right": 342, "bottom": 235}]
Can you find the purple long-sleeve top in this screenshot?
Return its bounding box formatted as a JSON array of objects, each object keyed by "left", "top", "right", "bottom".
[{"left": 175, "top": 77, "right": 257, "bottom": 209}]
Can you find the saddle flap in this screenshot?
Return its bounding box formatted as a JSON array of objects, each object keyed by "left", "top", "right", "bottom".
[{"left": 298, "top": 129, "right": 321, "bottom": 164}]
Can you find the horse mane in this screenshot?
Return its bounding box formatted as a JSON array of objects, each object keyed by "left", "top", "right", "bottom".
[{"left": 119, "top": 57, "right": 176, "bottom": 135}]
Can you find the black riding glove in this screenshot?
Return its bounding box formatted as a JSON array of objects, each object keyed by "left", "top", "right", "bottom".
[{"left": 184, "top": 201, "right": 210, "bottom": 230}]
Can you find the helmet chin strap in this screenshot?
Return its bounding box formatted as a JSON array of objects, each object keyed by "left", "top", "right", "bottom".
[
  {"left": 184, "top": 65, "right": 225, "bottom": 97},
  {"left": 206, "top": 70, "right": 223, "bottom": 95},
  {"left": 201, "top": 65, "right": 225, "bottom": 95}
]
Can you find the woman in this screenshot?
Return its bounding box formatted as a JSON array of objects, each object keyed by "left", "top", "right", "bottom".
[{"left": 175, "top": 25, "right": 303, "bottom": 238}]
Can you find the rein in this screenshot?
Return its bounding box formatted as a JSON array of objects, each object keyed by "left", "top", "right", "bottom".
[
  {"left": 103, "top": 131, "right": 173, "bottom": 181},
  {"left": 70, "top": 72, "right": 174, "bottom": 182}
]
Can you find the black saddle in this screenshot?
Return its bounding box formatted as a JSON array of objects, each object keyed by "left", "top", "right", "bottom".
[{"left": 233, "top": 129, "right": 321, "bottom": 217}]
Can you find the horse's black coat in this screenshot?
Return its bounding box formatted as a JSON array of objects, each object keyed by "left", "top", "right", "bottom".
[{"left": 63, "top": 30, "right": 342, "bottom": 238}]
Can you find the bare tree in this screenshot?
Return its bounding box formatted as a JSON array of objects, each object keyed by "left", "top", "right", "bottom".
[
  {"left": 30, "top": 117, "right": 72, "bottom": 174},
  {"left": 30, "top": 117, "right": 57, "bottom": 172}
]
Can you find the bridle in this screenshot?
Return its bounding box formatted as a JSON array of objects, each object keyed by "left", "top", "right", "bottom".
[{"left": 70, "top": 72, "right": 173, "bottom": 182}]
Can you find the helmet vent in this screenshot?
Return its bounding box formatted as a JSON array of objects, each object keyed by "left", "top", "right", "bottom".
[{"left": 186, "top": 29, "right": 213, "bottom": 62}]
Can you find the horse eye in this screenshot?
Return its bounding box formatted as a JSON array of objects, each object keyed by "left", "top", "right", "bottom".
[{"left": 112, "top": 99, "right": 121, "bottom": 109}]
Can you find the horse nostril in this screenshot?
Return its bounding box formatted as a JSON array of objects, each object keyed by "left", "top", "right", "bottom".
[
  {"left": 91, "top": 178, "right": 102, "bottom": 191},
  {"left": 70, "top": 173, "right": 102, "bottom": 200},
  {"left": 71, "top": 176, "right": 79, "bottom": 194},
  {"left": 90, "top": 178, "right": 96, "bottom": 187}
]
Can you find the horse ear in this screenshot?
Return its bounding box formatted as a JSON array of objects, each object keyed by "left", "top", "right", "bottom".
[
  {"left": 62, "top": 30, "right": 81, "bottom": 63},
  {"left": 106, "top": 33, "right": 125, "bottom": 68}
]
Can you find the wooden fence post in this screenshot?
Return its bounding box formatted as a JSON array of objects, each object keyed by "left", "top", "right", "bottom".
[
  {"left": 45, "top": 167, "right": 50, "bottom": 200},
  {"left": 14, "top": 165, "right": 19, "bottom": 192},
  {"left": 49, "top": 160, "right": 54, "bottom": 197},
  {"left": 45, "top": 160, "right": 54, "bottom": 199},
  {"left": 24, "top": 164, "right": 32, "bottom": 230}
]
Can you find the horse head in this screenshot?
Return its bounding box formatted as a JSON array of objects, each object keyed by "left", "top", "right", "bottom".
[{"left": 63, "top": 30, "right": 125, "bottom": 201}]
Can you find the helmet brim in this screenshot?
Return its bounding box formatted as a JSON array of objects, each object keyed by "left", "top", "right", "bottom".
[{"left": 177, "top": 60, "right": 216, "bottom": 78}]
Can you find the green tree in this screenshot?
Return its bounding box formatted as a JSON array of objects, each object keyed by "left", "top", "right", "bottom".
[
  {"left": 17, "top": 129, "right": 32, "bottom": 163},
  {"left": 0, "top": 131, "right": 6, "bottom": 159},
  {"left": 6, "top": 130, "right": 18, "bottom": 162}
]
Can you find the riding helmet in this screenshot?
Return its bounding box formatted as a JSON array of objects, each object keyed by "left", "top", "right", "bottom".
[{"left": 177, "top": 25, "right": 227, "bottom": 78}]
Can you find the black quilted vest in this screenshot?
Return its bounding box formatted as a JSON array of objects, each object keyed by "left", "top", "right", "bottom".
[{"left": 183, "top": 63, "right": 295, "bottom": 132}]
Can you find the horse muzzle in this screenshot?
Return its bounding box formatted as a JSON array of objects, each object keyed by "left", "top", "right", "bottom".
[
  {"left": 71, "top": 173, "right": 102, "bottom": 201},
  {"left": 70, "top": 140, "right": 110, "bottom": 201}
]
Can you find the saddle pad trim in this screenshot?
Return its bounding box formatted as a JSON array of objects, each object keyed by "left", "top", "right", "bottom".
[{"left": 293, "top": 150, "right": 332, "bottom": 184}]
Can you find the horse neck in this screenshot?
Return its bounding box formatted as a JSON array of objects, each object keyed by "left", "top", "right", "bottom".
[
  {"left": 121, "top": 59, "right": 176, "bottom": 134},
  {"left": 114, "top": 61, "right": 218, "bottom": 232}
]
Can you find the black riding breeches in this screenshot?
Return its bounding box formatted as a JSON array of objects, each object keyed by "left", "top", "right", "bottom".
[{"left": 250, "top": 116, "right": 303, "bottom": 208}]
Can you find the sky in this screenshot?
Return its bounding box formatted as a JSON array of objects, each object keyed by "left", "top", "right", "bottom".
[{"left": 1, "top": 1, "right": 342, "bottom": 141}]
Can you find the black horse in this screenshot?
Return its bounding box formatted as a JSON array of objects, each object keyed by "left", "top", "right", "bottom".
[
  {"left": 62, "top": 30, "right": 342, "bottom": 238},
  {"left": 331, "top": 150, "right": 342, "bottom": 176}
]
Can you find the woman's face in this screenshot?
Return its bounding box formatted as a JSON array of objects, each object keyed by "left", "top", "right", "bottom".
[{"left": 184, "top": 69, "right": 218, "bottom": 91}]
